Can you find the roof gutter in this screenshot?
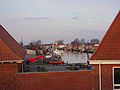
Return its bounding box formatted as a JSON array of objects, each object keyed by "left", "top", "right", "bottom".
[
  {"left": 89, "top": 60, "right": 120, "bottom": 64},
  {"left": 0, "top": 60, "right": 24, "bottom": 63}
]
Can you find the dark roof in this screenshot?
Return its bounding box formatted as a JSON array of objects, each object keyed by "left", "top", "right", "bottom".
[
  {"left": 90, "top": 11, "right": 120, "bottom": 60},
  {"left": 0, "top": 25, "right": 26, "bottom": 61}
]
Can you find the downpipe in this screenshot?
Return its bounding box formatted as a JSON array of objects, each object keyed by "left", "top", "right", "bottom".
[{"left": 99, "top": 60, "right": 102, "bottom": 90}]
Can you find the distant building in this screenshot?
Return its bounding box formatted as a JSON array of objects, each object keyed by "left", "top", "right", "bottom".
[
  {"left": 26, "top": 49, "right": 36, "bottom": 54},
  {"left": 94, "top": 44, "right": 99, "bottom": 47},
  {"left": 58, "top": 44, "right": 65, "bottom": 48}
]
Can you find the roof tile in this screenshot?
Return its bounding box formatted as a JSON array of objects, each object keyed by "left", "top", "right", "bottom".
[{"left": 0, "top": 25, "right": 26, "bottom": 61}]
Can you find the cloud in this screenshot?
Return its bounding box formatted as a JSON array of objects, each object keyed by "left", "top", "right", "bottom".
[
  {"left": 24, "top": 17, "right": 50, "bottom": 20},
  {"left": 72, "top": 16, "right": 96, "bottom": 21},
  {"left": 72, "top": 16, "right": 81, "bottom": 20},
  {"left": 90, "top": 16, "right": 96, "bottom": 20},
  {"left": 72, "top": 16, "right": 88, "bottom": 21}
]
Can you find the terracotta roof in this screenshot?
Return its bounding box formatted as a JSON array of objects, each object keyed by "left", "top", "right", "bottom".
[
  {"left": 0, "top": 25, "right": 26, "bottom": 61},
  {"left": 90, "top": 11, "right": 120, "bottom": 60}
]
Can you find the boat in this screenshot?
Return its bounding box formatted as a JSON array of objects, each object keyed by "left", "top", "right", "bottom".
[
  {"left": 47, "top": 60, "right": 64, "bottom": 64},
  {"left": 45, "top": 52, "right": 52, "bottom": 59}
]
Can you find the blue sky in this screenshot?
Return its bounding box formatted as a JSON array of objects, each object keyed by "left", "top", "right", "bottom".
[{"left": 0, "top": 0, "right": 120, "bottom": 44}]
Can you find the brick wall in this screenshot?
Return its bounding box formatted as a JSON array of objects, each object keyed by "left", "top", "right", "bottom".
[
  {"left": 0, "top": 63, "right": 19, "bottom": 90},
  {"left": 17, "top": 71, "right": 92, "bottom": 90},
  {"left": 92, "top": 64, "right": 120, "bottom": 90},
  {"left": 1, "top": 63, "right": 118, "bottom": 90},
  {"left": 92, "top": 65, "right": 99, "bottom": 90},
  {"left": 0, "top": 63, "right": 92, "bottom": 90}
]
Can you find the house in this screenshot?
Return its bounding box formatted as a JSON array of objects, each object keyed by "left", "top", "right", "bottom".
[
  {"left": 0, "top": 25, "right": 26, "bottom": 89},
  {"left": 89, "top": 11, "right": 120, "bottom": 90}
]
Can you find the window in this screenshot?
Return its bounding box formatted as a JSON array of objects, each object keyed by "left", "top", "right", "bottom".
[{"left": 113, "top": 67, "right": 120, "bottom": 90}]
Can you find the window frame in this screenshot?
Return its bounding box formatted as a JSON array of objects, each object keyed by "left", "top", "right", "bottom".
[{"left": 113, "top": 67, "right": 120, "bottom": 90}]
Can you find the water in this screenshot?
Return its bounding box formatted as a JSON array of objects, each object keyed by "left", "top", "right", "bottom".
[
  {"left": 61, "top": 51, "right": 92, "bottom": 63},
  {"left": 25, "top": 51, "right": 92, "bottom": 64}
]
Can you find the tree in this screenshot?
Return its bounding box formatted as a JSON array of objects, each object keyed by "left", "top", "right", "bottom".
[
  {"left": 29, "top": 42, "right": 34, "bottom": 49},
  {"left": 80, "top": 38, "right": 85, "bottom": 44},
  {"left": 35, "top": 40, "right": 42, "bottom": 46},
  {"left": 71, "top": 38, "right": 80, "bottom": 45},
  {"left": 90, "top": 39, "right": 99, "bottom": 44},
  {"left": 55, "top": 39, "right": 64, "bottom": 44},
  {"left": 34, "top": 40, "right": 42, "bottom": 49},
  {"left": 19, "top": 38, "right": 24, "bottom": 46},
  {"left": 26, "top": 40, "right": 42, "bottom": 50}
]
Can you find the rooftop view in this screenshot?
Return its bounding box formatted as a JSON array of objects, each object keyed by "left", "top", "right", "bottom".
[{"left": 0, "top": 0, "right": 120, "bottom": 90}]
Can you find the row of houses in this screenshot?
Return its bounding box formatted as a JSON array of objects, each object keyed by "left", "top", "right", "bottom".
[{"left": 26, "top": 43, "right": 98, "bottom": 53}]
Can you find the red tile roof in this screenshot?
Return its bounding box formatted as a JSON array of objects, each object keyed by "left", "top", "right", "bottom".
[
  {"left": 0, "top": 25, "right": 26, "bottom": 61},
  {"left": 90, "top": 11, "right": 120, "bottom": 60}
]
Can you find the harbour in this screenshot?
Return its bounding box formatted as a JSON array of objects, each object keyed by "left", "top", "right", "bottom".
[{"left": 25, "top": 50, "right": 92, "bottom": 72}]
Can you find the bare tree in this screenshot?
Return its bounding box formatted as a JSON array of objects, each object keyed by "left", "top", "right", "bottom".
[
  {"left": 71, "top": 38, "right": 80, "bottom": 45},
  {"left": 55, "top": 39, "right": 64, "bottom": 44},
  {"left": 36, "top": 40, "right": 42, "bottom": 46},
  {"left": 28, "top": 42, "right": 34, "bottom": 49},
  {"left": 19, "top": 38, "right": 24, "bottom": 46},
  {"left": 90, "top": 39, "right": 99, "bottom": 44},
  {"left": 26, "top": 40, "right": 42, "bottom": 50},
  {"left": 80, "top": 38, "right": 85, "bottom": 44}
]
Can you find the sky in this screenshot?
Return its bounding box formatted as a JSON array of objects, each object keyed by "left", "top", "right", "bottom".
[{"left": 0, "top": 0, "right": 120, "bottom": 44}]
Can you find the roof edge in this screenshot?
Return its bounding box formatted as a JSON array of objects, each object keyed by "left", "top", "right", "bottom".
[
  {"left": 0, "top": 25, "right": 22, "bottom": 48},
  {"left": 0, "top": 60, "right": 24, "bottom": 63},
  {"left": 89, "top": 60, "right": 120, "bottom": 64},
  {"left": 0, "top": 25, "right": 26, "bottom": 59},
  {"left": 89, "top": 11, "right": 120, "bottom": 60}
]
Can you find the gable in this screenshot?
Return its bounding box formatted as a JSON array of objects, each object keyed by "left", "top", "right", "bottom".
[
  {"left": 90, "top": 11, "right": 120, "bottom": 60},
  {"left": 0, "top": 25, "right": 26, "bottom": 61},
  {"left": 0, "top": 39, "right": 22, "bottom": 62}
]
